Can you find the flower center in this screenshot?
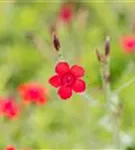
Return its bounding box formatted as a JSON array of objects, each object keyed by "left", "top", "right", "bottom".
[
  {"left": 4, "top": 101, "right": 12, "bottom": 110},
  {"left": 3, "top": 101, "right": 14, "bottom": 114},
  {"left": 127, "top": 41, "right": 134, "bottom": 48},
  {"left": 28, "top": 88, "right": 40, "bottom": 99},
  {"left": 61, "top": 73, "right": 75, "bottom": 86}
]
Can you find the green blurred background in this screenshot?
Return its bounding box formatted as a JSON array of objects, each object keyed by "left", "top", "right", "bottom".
[{"left": 0, "top": 0, "right": 135, "bottom": 149}]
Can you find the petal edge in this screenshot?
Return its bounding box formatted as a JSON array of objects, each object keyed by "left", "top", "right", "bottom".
[
  {"left": 49, "top": 75, "right": 61, "bottom": 88},
  {"left": 58, "top": 86, "right": 72, "bottom": 99},
  {"left": 55, "top": 62, "right": 70, "bottom": 75},
  {"left": 72, "top": 79, "right": 86, "bottom": 93},
  {"left": 71, "top": 65, "right": 85, "bottom": 78}
]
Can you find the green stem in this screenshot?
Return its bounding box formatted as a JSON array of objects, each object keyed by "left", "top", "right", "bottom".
[
  {"left": 81, "top": 92, "right": 98, "bottom": 106},
  {"left": 100, "top": 61, "right": 121, "bottom": 149}
]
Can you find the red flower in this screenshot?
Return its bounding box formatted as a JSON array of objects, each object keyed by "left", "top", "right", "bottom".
[
  {"left": 5, "top": 146, "right": 16, "bottom": 150},
  {"left": 0, "top": 98, "right": 18, "bottom": 119},
  {"left": 49, "top": 62, "right": 86, "bottom": 99},
  {"left": 5, "top": 146, "right": 31, "bottom": 150},
  {"left": 18, "top": 82, "right": 47, "bottom": 105},
  {"left": 59, "top": 4, "right": 73, "bottom": 23},
  {"left": 121, "top": 36, "right": 135, "bottom": 53}
]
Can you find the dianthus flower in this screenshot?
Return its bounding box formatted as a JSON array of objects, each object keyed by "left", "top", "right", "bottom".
[
  {"left": 49, "top": 62, "right": 86, "bottom": 99},
  {"left": 59, "top": 4, "right": 73, "bottom": 23},
  {"left": 0, "top": 98, "right": 18, "bottom": 119},
  {"left": 121, "top": 36, "right": 135, "bottom": 53},
  {"left": 5, "top": 146, "right": 16, "bottom": 150},
  {"left": 18, "top": 82, "right": 47, "bottom": 105},
  {"left": 5, "top": 146, "right": 31, "bottom": 150}
]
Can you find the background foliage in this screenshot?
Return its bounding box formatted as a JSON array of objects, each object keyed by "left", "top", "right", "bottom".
[{"left": 0, "top": 0, "right": 135, "bottom": 149}]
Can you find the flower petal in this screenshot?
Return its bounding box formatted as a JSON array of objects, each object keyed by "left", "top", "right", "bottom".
[
  {"left": 72, "top": 79, "right": 86, "bottom": 93},
  {"left": 5, "top": 146, "right": 16, "bottom": 150},
  {"left": 55, "top": 62, "right": 69, "bottom": 75},
  {"left": 18, "top": 83, "right": 47, "bottom": 105},
  {"left": 59, "top": 5, "right": 73, "bottom": 23},
  {"left": 71, "top": 65, "right": 85, "bottom": 78},
  {"left": 58, "top": 86, "right": 72, "bottom": 99},
  {"left": 49, "top": 75, "right": 61, "bottom": 88}
]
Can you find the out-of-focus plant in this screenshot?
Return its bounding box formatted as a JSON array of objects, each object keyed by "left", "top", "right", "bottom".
[{"left": 0, "top": 1, "right": 135, "bottom": 149}]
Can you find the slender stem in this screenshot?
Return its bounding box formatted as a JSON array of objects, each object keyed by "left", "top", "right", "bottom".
[
  {"left": 116, "top": 77, "right": 135, "bottom": 94},
  {"left": 112, "top": 111, "right": 121, "bottom": 149},
  {"left": 80, "top": 92, "right": 98, "bottom": 105},
  {"left": 57, "top": 51, "right": 64, "bottom": 61},
  {"left": 100, "top": 62, "right": 111, "bottom": 106},
  {"left": 100, "top": 60, "right": 121, "bottom": 149}
]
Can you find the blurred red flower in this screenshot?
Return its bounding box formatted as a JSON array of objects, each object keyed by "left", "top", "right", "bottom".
[
  {"left": 5, "top": 146, "right": 16, "bottom": 150},
  {"left": 18, "top": 82, "right": 47, "bottom": 105},
  {"left": 121, "top": 36, "right": 135, "bottom": 53},
  {"left": 49, "top": 62, "right": 86, "bottom": 99},
  {"left": 5, "top": 146, "right": 31, "bottom": 150},
  {"left": 59, "top": 4, "right": 73, "bottom": 23},
  {"left": 0, "top": 98, "right": 18, "bottom": 119}
]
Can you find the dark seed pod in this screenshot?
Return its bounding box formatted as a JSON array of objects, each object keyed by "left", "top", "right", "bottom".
[
  {"left": 105, "top": 36, "right": 110, "bottom": 57},
  {"left": 53, "top": 34, "right": 60, "bottom": 51}
]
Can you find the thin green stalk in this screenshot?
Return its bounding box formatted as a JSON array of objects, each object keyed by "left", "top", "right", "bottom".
[
  {"left": 100, "top": 60, "right": 121, "bottom": 149},
  {"left": 80, "top": 92, "right": 98, "bottom": 106}
]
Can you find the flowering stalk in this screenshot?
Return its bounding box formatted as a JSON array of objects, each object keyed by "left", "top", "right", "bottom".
[
  {"left": 97, "top": 36, "right": 121, "bottom": 149},
  {"left": 52, "top": 34, "right": 98, "bottom": 103}
]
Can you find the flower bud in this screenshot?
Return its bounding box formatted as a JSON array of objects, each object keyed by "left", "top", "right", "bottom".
[
  {"left": 105, "top": 36, "right": 110, "bottom": 56},
  {"left": 53, "top": 34, "right": 60, "bottom": 51}
]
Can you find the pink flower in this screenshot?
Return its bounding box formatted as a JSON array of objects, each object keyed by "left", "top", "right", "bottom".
[
  {"left": 5, "top": 146, "right": 16, "bottom": 150},
  {"left": 49, "top": 62, "right": 86, "bottom": 99},
  {"left": 0, "top": 98, "right": 19, "bottom": 119},
  {"left": 59, "top": 4, "right": 73, "bottom": 24},
  {"left": 18, "top": 82, "right": 47, "bottom": 105},
  {"left": 5, "top": 146, "right": 31, "bottom": 150},
  {"left": 121, "top": 36, "right": 135, "bottom": 53}
]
